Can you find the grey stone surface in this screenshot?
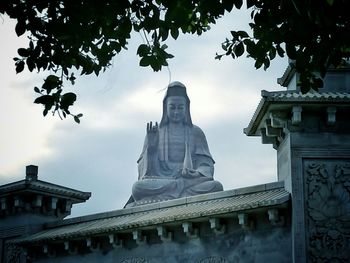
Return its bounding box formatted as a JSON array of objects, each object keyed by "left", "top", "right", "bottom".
[
  {"left": 277, "top": 134, "right": 350, "bottom": 263},
  {"left": 33, "top": 226, "right": 291, "bottom": 263},
  {"left": 128, "top": 82, "right": 223, "bottom": 206},
  {"left": 0, "top": 165, "right": 91, "bottom": 263},
  {"left": 245, "top": 65, "right": 350, "bottom": 262}
]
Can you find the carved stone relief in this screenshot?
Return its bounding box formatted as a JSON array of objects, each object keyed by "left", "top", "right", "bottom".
[
  {"left": 197, "top": 256, "right": 228, "bottom": 263},
  {"left": 4, "top": 243, "right": 21, "bottom": 263},
  {"left": 120, "top": 258, "right": 149, "bottom": 263},
  {"left": 305, "top": 160, "right": 350, "bottom": 262}
]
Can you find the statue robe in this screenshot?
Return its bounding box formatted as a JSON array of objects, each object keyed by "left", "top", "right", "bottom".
[{"left": 129, "top": 125, "right": 222, "bottom": 204}]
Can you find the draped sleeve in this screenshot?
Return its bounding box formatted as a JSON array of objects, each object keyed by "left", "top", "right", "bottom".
[
  {"left": 137, "top": 134, "right": 149, "bottom": 180},
  {"left": 190, "top": 125, "right": 215, "bottom": 178}
]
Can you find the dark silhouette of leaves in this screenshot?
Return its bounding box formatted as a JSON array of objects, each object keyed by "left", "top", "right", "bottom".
[{"left": 2, "top": 0, "right": 350, "bottom": 121}]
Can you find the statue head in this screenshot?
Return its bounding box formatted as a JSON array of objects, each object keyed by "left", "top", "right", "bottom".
[{"left": 160, "top": 81, "right": 193, "bottom": 127}]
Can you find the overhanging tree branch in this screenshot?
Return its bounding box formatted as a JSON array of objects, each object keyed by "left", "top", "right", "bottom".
[{"left": 1, "top": 0, "right": 349, "bottom": 122}]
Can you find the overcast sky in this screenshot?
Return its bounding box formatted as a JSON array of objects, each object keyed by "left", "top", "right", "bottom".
[{"left": 0, "top": 9, "right": 287, "bottom": 217}]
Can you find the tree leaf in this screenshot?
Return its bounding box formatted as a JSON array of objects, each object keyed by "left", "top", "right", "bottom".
[
  {"left": 286, "top": 43, "right": 296, "bottom": 59},
  {"left": 15, "top": 20, "right": 26, "bottom": 36},
  {"left": 314, "top": 77, "right": 323, "bottom": 89},
  {"left": 234, "top": 42, "right": 244, "bottom": 57},
  {"left": 26, "top": 57, "right": 35, "bottom": 72},
  {"left": 222, "top": 0, "right": 234, "bottom": 12},
  {"left": 137, "top": 44, "right": 150, "bottom": 57},
  {"left": 140, "top": 56, "right": 151, "bottom": 67},
  {"left": 269, "top": 48, "right": 276, "bottom": 60},
  {"left": 237, "top": 31, "right": 249, "bottom": 38},
  {"left": 74, "top": 115, "right": 81, "bottom": 123},
  {"left": 46, "top": 75, "right": 60, "bottom": 83},
  {"left": 263, "top": 57, "right": 270, "bottom": 70},
  {"left": 276, "top": 45, "right": 285, "bottom": 57},
  {"left": 34, "top": 95, "right": 55, "bottom": 110},
  {"left": 254, "top": 58, "right": 263, "bottom": 69},
  {"left": 171, "top": 28, "right": 179, "bottom": 39},
  {"left": 18, "top": 48, "right": 30, "bottom": 57},
  {"left": 247, "top": 0, "right": 257, "bottom": 8},
  {"left": 60, "top": 92, "right": 77, "bottom": 110},
  {"left": 34, "top": 87, "right": 41, "bottom": 93},
  {"left": 233, "top": 0, "right": 243, "bottom": 9},
  {"left": 15, "top": 61, "right": 25, "bottom": 73}
]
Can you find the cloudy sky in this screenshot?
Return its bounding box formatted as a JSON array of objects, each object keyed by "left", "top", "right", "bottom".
[{"left": 0, "top": 9, "right": 287, "bottom": 217}]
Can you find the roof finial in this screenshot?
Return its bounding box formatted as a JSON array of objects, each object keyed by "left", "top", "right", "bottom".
[{"left": 26, "top": 165, "right": 38, "bottom": 181}]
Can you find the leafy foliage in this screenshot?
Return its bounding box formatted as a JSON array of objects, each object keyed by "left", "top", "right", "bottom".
[
  {"left": 1, "top": 0, "right": 349, "bottom": 121},
  {"left": 216, "top": 0, "right": 350, "bottom": 92}
]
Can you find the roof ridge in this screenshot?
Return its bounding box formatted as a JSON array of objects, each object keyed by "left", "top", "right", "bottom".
[
  {"left": 13, "top": 186, "right": 290, "bottom": 244},
  {"left": 44, "top": 181, "right": 285, "bottom": 229}
]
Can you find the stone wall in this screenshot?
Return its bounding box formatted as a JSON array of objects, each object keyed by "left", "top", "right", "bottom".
[{"left": 34, "top": 227, "right": 291, "bottom": 263}]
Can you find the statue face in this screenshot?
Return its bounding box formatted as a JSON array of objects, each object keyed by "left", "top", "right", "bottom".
[{"left": 166, "top": 96, "right": 186, "bottom": 123}]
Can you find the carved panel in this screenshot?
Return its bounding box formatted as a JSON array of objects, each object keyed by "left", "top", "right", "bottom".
[
  {"left": 4, "top": 243, "right": 21, "bottom": 263},
  {"left": 197, "top": 256, "right": 228, "bottom": 263},
  {"left": 305, "top": 160, "right": 350, "bottom": 262},
  {"left": 120, "top": 258, "right": 149, "bottom": 263}
]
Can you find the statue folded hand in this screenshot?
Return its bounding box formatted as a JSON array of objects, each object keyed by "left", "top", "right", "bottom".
[{"left": 182, "top": 168, "right": 201, "bottom": 178}]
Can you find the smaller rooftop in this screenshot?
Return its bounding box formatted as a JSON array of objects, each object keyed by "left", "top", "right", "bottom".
[
  {"left": 0, "top": 165, "right": 91, "bottom": 202},
  {"left": 0, "top": 165, "right": 91, "bottom": 219},
  {"left": 13, "top": 181, "right": 289, "bottom": 245},
  {"left": 244, "top": 89, "right": 350, "bottom": 136}
]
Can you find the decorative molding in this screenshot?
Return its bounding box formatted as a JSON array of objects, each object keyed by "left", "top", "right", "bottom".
[
  {"left": 156, "top": 226, "right": 172, "bottom": 242},
  {"left": 209, "top": 218, "right": 226, "bottom": 235},
  {"left": 265, "top": 119, "right": 284, "bottom": 141},
  {"left": 65, "top": 200, "right": 72, "bottom": 213},
  {"left": 267, "top": 208, "right": 285, "bottom": 226},
  {"left": 109, "top": 234, "right": 123, "bottom": 248},
  {"left": 291, "top": 106, "right": 302, "bottom": 125},
  {"left": 132, "top": 230, "right": 146, "bottom": 245},
  {"left": 86, "top": 237, "right": 100, "bottom": 252},
  {"left": 261, "top": 128, "right": 277, "bottom": 146},
  {"left": 269, "top": 112, "right": 287, "bottom": 129},
  {"left": 182, "top": 222, "right": 198, "bottom": 238},
  {"left": 0, "top": 197, "right": 7, "bottom": 210},
  {"left": 43, "top": 244, "right": 56, "bottom": 258},
  {"left": 33, "top": 195, "right": 43, "bottom": 207},
  {"left": 238, "top": 213, "right": 252, "bottom": 230},
  {"left": 305, "top": 160, "right": 350, "bottom": 262},
  {"left": 260, "top": 112, "right": 288, "bottom": 148},
  {"left": 50, "top": 197, "right": 58, "bottom": 210},
  {"left": 64, "top": 241, "right": 77, "bottom": 255},
  {"left": 326, "top": 106, "right": 337, "bottom": 126}
]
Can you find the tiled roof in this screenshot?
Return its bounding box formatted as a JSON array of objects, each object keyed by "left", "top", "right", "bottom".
[
  {"left": 244, "top": 90, "right": 350, "bottom": 136},
  {"left": 14, "top": 182, "right": 289, "bottom": 244},
  {"left": 262, "top": 90, "right": 350, "bottom": 101},
  {"left": 277, "top": 64, "right": 296, "bottom": 87},
  {"left": 0, "top": 179, "right": 91, "bottom": 202}
]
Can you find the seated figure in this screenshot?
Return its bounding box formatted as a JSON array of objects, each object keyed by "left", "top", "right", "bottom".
[{"left": 126, "top": 81, "right": 223, "bottom": 206}]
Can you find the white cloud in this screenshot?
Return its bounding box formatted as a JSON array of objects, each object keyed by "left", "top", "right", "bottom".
[
  {"left": 0, "top": 18, "right": 57, "bottom": 177},
  {"left": 82, "top": 84, "right": 165, "bottom": 130}
]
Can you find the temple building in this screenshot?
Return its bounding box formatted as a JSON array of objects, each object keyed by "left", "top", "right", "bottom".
[{"left": 1, "top": 65, "right": 350, "bottom": 262}]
